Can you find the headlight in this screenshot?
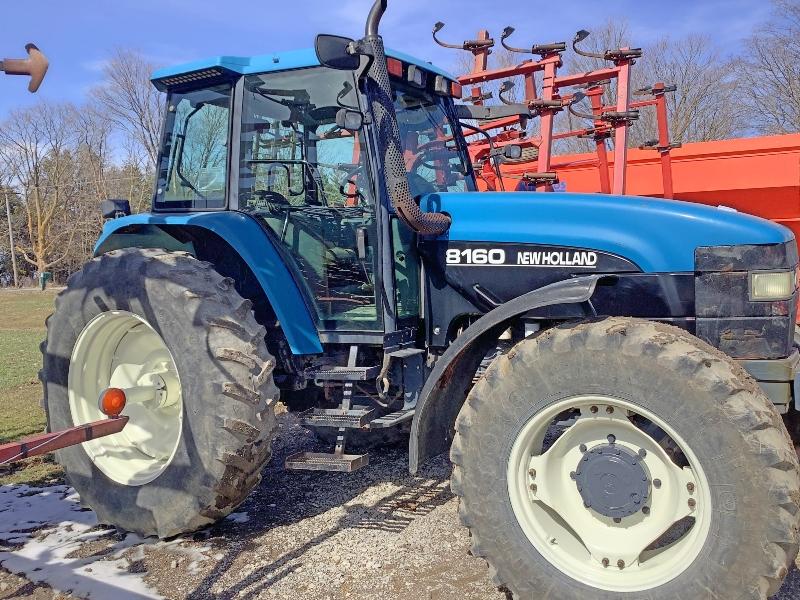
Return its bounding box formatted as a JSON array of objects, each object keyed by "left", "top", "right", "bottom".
[{"left": 749, "top": 270, "right": 796, "bottom": 301}]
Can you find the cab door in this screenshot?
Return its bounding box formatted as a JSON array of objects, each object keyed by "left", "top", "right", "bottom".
[{"left": 237, "top": 67, "right": 383, "bottom": 335}]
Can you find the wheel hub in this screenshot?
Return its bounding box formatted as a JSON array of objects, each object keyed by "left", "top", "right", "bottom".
[{"left": 574, "top": 442, "right": 650, "bottom": 519}]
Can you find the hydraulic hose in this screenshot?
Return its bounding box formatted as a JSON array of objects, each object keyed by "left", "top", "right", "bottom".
[{"left": 362, "top": 0, "right": 451, "bottom": 236}]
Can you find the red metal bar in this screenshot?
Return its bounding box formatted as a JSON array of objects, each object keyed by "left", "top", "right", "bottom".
[
  {"left": 0, "top": 417, "right": 128, "bottom": 464},
  {"left": 536, "top": 58, "right": 560, "bottom": 191},
  {"left": 553, "top": 67, "right": 620, "bottom": 90},
  {"left": 588, "top": 88, "right": 612, "bottom": 194},
  {"left": 472, "top": 30, "right": 491, "bottom": 73},
  {"left": 612, "top": 56, "right": 632, "bottom": 194},
  {"left": 653, "top": 83, "right": 675, "bottom": 198},
  {"left": 459, "top": 57, "right": 550, "bottom": 86}
]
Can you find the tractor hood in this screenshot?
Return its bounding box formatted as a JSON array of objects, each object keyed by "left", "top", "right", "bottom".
[{"left": 419, "top": 192, "right": 795, "bottom": 273}]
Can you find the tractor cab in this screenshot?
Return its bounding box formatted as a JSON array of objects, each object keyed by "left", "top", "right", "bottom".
[{"left": 151, "top": 51, "right": 470, "bottom": 337}]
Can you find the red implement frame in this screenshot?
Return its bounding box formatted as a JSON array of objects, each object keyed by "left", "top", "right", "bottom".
[
  {"left": 0, "top": 417, "right": 128, "bottom": 465},
  {"left": 451, "top": 28, "right": 677, "bottom": 197}
]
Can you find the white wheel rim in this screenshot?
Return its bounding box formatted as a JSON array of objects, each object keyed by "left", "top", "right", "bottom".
[
  {"left": 68, "top": 311, "right": 183, "bottom": 486},
  {"left": 507, "top": 395, "right": 712, "bottom": 592}
]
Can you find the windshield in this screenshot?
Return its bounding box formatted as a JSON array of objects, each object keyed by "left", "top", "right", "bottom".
[
  {"left": 393, "top": 83, "right": 474, "bottom": 197},
  {"left": 155, "top": 84, "right": 231, "bottom": 210}
]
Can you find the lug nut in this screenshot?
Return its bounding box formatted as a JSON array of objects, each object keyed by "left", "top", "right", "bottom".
[
  {"left": 530, "top": 484, "right": 537, "bottom": 493},
  {"left": 607, "top": 434, "right": 616, "bottom": 444},
  {"left": 529, "top": 468, "right": 536, "bottom": 478},
  {"left": 613, "top": 517, "right": 621, "bottom": 523},
  {"left": 687, "top": 482, "right": 695, "bottom": 494},
  {"left": 653, "top": 479, "right": 661, "bottom": 489},
  {"left": 590, "top": 406, "right": 599, "bottom": 414},
  {"left": 602, "top": 558, "right": 610, "bottom": 567},
  {"left": 688, "top": 498, "right": 696, "bottom": 509},
  {"left": 638, "top": 448, "right": 647, "bottom": 458},
  {"left": 606, "top": 406, "right": 614, "bottom": 414},
  {"left": 642, "top": 506, "right": 650, "bottom": 515},
  {"left": 617, "top": 559, "right": 625, "bottom": 569},
  {"left": 570, "top": 471, "right": 577, "bottom": 480},
  {"left": 579, "top": 443, "right": 587, "bottom": 453}
]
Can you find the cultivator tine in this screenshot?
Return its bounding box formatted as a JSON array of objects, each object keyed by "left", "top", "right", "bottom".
[
  {"left": 569, "top": 99, "right": 597, "bottom": 121},
  {"left": 634, "top": 83, "right": 677, "bottom": 96},
  {"left": 498, "top": 81, "right": 516, "bottom": 105},
  {"left": 465, "top": 89, "right": 493, "bottom": 104},
  {"left": 500, "top": 26, "right": 566, "bottom": 56},
  {"left": 432, "top": 21, "right": 495, "bottom": 53},
  {"left": 572, "top": 29, "right": 642, "bottom": 62},
  {"left": 602, "top": 110, "right": 640, "bottom": 124}
]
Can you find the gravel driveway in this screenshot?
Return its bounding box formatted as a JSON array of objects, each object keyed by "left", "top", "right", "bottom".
[{"left": 2, "top": 410, "right": 800, "bottom": 599}]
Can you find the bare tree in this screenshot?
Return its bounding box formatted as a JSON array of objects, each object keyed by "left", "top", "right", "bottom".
[
  {"left": 739, "top": 0, "right": 800, "bottom": 134},
  {"left": 92, "top": 49, "right": 164, "bottom": 167},
  {"left": 636, "top": 35, "right": 744, "bottom": 144},
  {"left": 556, "top": 21, "right": 744, "bottom": 152},
  {"left": 0, "top": 102, "right": 86, "bottom": 274}
]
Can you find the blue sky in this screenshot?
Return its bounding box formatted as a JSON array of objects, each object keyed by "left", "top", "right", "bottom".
[{"left": 0, "top": 0, "right": 773, "bottom": 118}]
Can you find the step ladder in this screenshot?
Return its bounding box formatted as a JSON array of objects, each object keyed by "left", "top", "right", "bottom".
[{"left": 285, "top": 345, "right": 371, "bottom": 472}]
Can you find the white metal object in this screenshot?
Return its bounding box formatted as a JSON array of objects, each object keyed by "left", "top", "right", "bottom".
[
  {"left": 507, "top": 395, "right": 711, "bottom": 592},
  {"left": 68, "top": 311, "right": 183, "bottom": 486}
]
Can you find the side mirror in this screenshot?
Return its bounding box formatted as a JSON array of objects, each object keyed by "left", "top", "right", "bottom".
[
  {"left": 315, "top": 34, "right": 360, "bottom": 71},
  {"left": 336, "top": 108, "right": 364, "bottom": 132},
  {"left": 101, "top": 199, "right": 131, "bottom": 220}
]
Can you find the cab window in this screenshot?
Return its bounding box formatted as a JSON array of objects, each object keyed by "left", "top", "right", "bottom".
[{"left": 155, "top": 84, "right": 231, "bottom": 210}]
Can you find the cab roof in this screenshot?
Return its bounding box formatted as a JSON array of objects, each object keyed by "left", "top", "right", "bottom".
[{"left": 151, "top": 47, "right": 457, "bottom": 91}]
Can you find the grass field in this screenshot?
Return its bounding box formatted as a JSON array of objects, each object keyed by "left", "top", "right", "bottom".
[{"left": 0, "top": 288, "right": 62, "bottom": 485}]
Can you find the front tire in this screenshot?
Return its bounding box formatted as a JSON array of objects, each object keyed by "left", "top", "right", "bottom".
[
  {"left": 451, "top": 317, "right": 800, "bottom": 599},
  {"left": 41, "top": 248, "right": 278, "bottom": 538}
]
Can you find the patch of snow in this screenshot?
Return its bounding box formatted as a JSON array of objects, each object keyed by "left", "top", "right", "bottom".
[
  {"left": 0, "top": 484, "right": 161, "bottom": 599},
  {"left": 226, "top": 512, "right": 250, "bottom": 524}
]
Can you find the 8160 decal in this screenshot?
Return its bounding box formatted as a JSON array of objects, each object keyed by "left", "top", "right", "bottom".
[
  {"left": 445, "top": 246, "right": 599, "bottom": 268},
  {"left": 445, "top": 248, "right": 506, "bottom": 265}
]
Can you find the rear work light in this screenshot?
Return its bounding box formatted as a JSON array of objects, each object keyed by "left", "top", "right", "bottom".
[
  {"left": 407, "top": 64, "right": 427, "bottom": 88},
  {"left": 749, "top": 270, "right": 796, "bottom": 301},
  {"left": 435, "top": 75, "right": 463, "bottom": 99}
]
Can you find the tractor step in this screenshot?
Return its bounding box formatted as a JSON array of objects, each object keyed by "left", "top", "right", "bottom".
[
  {"left": 304, "top": 365, "right": 380, "bottom": 382},
  {"left": 368, "top": 409, "right": 414, "bottom": 429},
  {"left": 300, "top": 407, "right": 375, "bottom": 429},
  {"left": 284, "top": 451, "right": 369, "bottom": 472}
]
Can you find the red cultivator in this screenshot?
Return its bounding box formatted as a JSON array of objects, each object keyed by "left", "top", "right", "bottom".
[{"left": 436, "top": 20, "right": 800, "bottom": 241}]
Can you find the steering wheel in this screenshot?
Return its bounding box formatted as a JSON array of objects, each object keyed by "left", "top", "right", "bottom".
[{"left": 409, "top": 147, "right": 459, "bottom": 173}]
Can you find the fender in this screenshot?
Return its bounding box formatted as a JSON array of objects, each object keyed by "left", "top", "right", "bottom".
[
  {"left": 94, "top": 211, "right": 323, "bottom": 355},
  {"left": 409, "top": 274, "right": 606, "bottom": 473}
]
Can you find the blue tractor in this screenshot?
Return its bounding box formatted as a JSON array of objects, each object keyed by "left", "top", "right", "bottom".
[{"left": 41, "top": 1, "right": 800, "bottom": 597}]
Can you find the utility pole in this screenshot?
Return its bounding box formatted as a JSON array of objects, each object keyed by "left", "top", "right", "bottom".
[{"left": 4, "top": 189, "right": 18, "bottom": 287}]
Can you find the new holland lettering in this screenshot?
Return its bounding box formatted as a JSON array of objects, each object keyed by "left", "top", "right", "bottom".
[{"left": 516, "top": 250, "right": 598, "bottom": 268}]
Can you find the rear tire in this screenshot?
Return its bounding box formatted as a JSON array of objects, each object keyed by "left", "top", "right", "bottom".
[
  {"left": 451, "top": 317, "right": 800, "bottom": 599},
  {"left": 41, "top": 248, "right": 278, "bottom": 538}
]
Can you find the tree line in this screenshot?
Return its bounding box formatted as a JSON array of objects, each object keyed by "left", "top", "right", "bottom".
[{"left": 2, "top": 1, "right": 800, "bottom": 286}]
